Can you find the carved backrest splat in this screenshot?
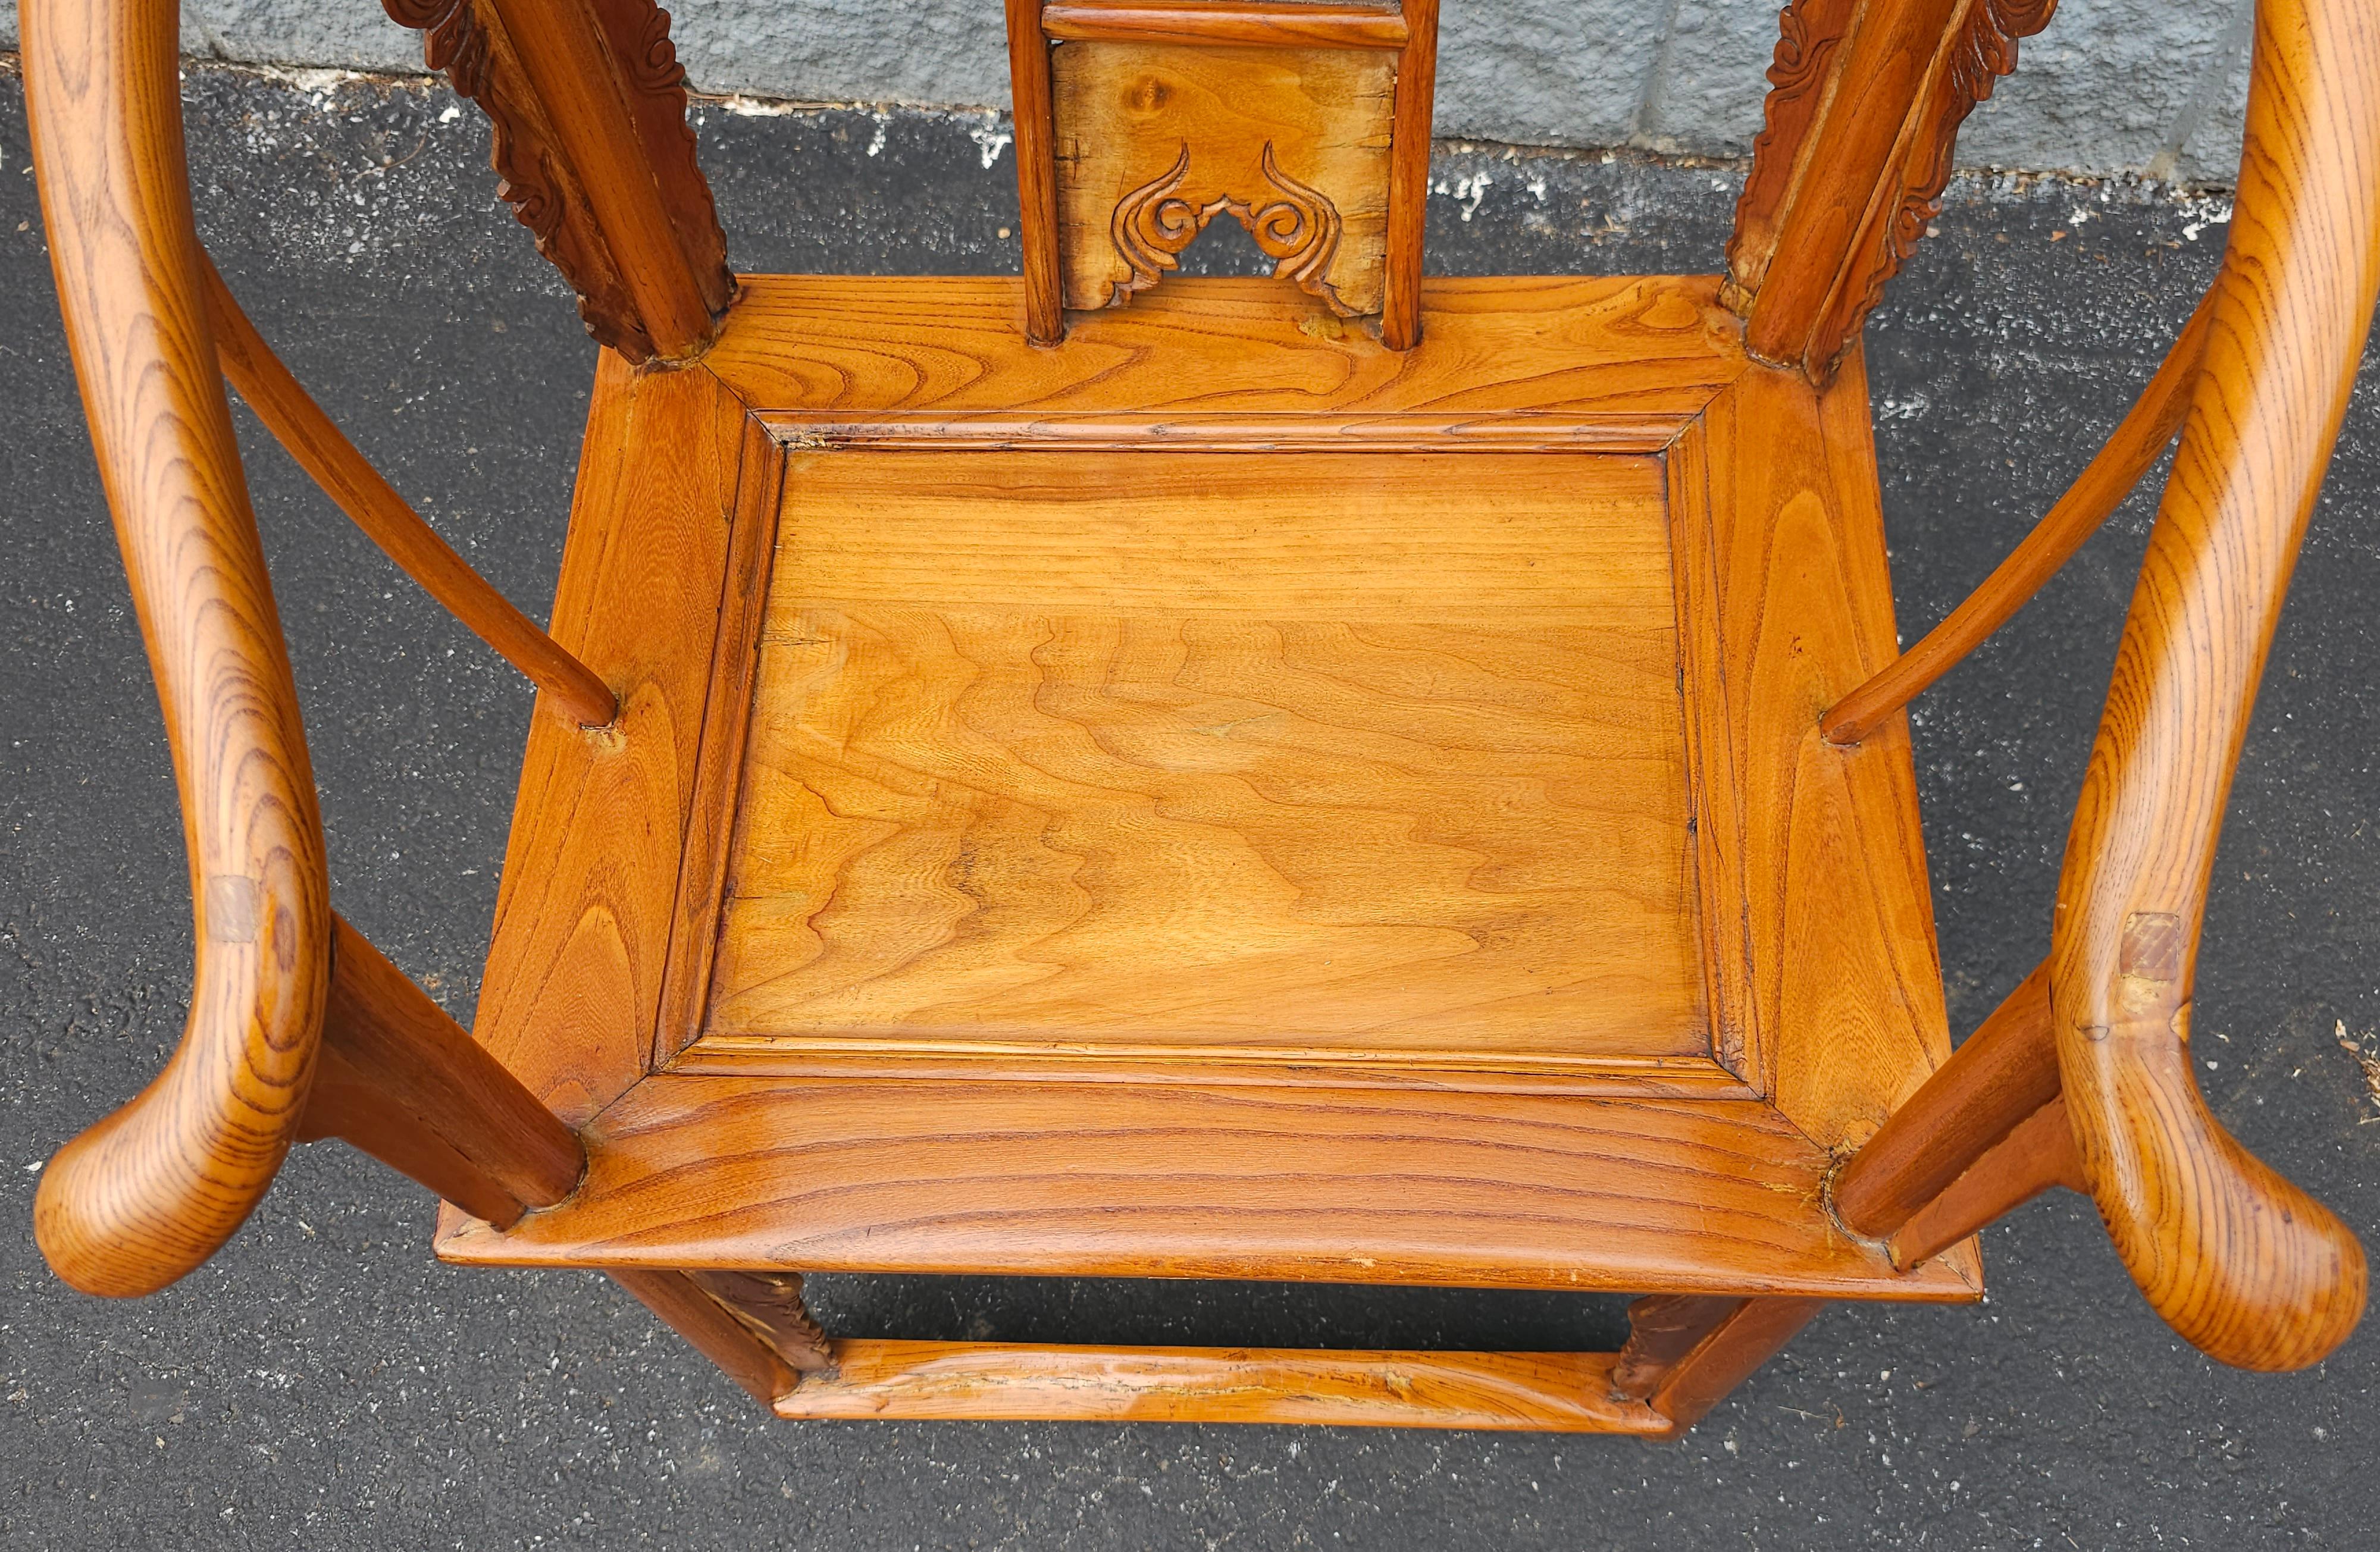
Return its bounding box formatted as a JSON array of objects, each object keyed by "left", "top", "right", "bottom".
[
  {"left": 1007, "top": 0, "right": 1439, "bottom": 348},
  {"left": 1725, "top": 0, "right": 2058, "bottom": 384},
  {"left": 385, "top": 0, "right": 734, "bottom": 363}
]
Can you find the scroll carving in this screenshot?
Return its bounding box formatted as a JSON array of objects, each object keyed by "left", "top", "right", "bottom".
[
  {"left": 1109, "top": 141, "right": 1348, "bottom": 311},
  {"left": 1724, "top": 0, "right": 2059, "bottom": 381},
  {"left": 382, "top": 0, "right": 732, "bottom": 362},
  {"left": 1051, "top": 41, "right": 1394, "bottom": 317}
]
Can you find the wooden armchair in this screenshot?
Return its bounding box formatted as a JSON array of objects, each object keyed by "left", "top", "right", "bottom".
[{"left": 25, "top": 0, "right": 2378, "bottom": 1433}]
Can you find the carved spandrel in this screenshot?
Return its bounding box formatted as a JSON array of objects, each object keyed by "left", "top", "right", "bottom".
[
  {"left": 687, "top": 1269, "right": 834, "bottom": 1375},
  {"left": 383, "top": 0, "right": 732, "bottom": 362},
  {"left": 1053, "top": 42, "right": 1395, "bottom": 316},
  {"left": 1109, "top": 140, "right": 1347, "bottom": 308}
]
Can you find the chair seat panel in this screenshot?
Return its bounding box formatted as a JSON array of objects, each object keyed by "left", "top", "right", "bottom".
[{"left": 704, "top": 449, "right": 1707, "bottom": 1063}]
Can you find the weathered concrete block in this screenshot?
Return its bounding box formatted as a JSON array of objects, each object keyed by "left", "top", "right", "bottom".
[
  {"left": 1639, "top": 0, "right": 1776, "bottom": 156},
  {"left": 668, "top": 0, "right": 1010, "bottom": 109},
  {"left": 2167, "top": 2, "right": 2256, "bottom": 184},
  {"left": 178, "top": 1, "right": 424, "bottom": 75},
  {"left": 1957, "top": 0, "right": 2238, "bottom": 175},
  {"left": 0, "top": 0, "right": 2259, "bottom": 181},
  {"left": 1432, "top": 0, "right": 1664, "bottom": 147}
]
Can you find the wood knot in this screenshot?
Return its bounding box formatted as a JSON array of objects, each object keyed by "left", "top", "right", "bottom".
[{"left": 1127, "top": 76, "right": 1169, "bottom": 114}]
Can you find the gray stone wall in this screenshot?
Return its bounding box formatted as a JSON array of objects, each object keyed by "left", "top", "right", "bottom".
[{"left": 2, "top": 0, "right": 2260, "bottom": 182}]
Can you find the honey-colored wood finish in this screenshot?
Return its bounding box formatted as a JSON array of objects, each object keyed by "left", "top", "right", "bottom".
[
  {"left": 477, "top": 0, "right": 719, "bottom": 356},
  {"left": 1727, "top": 0, "right": 2056, "bottom": 382},
  {"left": 1378, "top": 0, "right": 1437, "bottom": 350},
  {"left": 1041, "top": 1, "right": 1411, "bottom": 51},
  {"left": 1051, "top": 42, "right": 1395, "bottom": 315},
  {"left": 25, "top": 0, "right": 334, "bottom": 1299},
  {"left": 439, "top": 273, "right": 1979, "bottom": 1347},
  {"left": 1006, "top": 0, "right": 1067, "bottom": 344},
  {"left": 1823, "top": 292, "right": 2212, "bottom": 746},
  {"left": 706, "top": 449, "right": 1703, "bottom": 1064},
  {"left": 1833, "top": 961, "right": 2059, "bottom": 1240},
  {"left": 776, "top": 1341, "right": 1669, "bottom": 1430},
  {"left": 298, "top": 915, "right": 584, "bottom": 1227},
  {"left": 703, "top": 273, "right": 1743, "bottom": 424},
  {"left": 609, "top": 1268, "right": 803, "bottom": 1403},
  {"left": 1611, "top": 1294, "right": 1741, "bottom": 1402},
  {"left": 382, "top": 0, "right": 731, "bottom": 362},
  {"left": 1010, "top": 0, "right": 1435, "bottom": 337},
  {"left": 2046, "top": 0, "right": 2379, "bottom": 1372},
  {"left": 470, "top": 356, "right": 769, "bottom": 1123},
  {"left": 1643, "top": 1298, "right": 1826, "bottom": 1435},
  {"left": 1681, "top": 359, "right": 1949, "bottom": 1142},
  {"left": 201, "top": 256, "right": 618, "bottom": 729},
  {"left": 35, "top": 0, "right": 2378, "bottom": 1441},
  {"left": 439, "top": 1074, "right": 1977, "bottom": 1300},
  {"left": 684, "top": 1270, "right": 837, "bottom": 1375},
  {"left": 1887, "top": 1093, "right": 2083, "bottom": 1270}
]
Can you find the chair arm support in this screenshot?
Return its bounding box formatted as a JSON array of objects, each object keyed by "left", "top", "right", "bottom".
[
  {"left": 2050, "top": 0, "right": 2380, "bottom": 1371},
  {"left": 26, "top": 0, "right": 333, "bottom": 1296}
]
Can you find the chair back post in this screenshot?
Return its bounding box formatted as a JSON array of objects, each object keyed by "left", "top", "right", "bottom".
[
  {"left": 1828, "top": 0, "right": 2378, "bottom": 1373},
  {"left": 30, "top": 0, "right": 599, "bottom": 1299},
  {"left": 2048, "top": 0, "right": 2380, "bottom": 1372},
  {"left": 382, "top": 0, "right": 735, "bottom": 364},
  {"left": 1726, "top": 0, "right": 2056, "bottom": 384},
  {"left": 25, "top": 0, "right": 333, "bottom": 1297}
]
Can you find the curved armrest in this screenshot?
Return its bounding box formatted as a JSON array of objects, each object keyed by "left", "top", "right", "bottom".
[
  {"left": 2050, "top": 0, "right": 2380, "bottom": 1371},
  {"left": 26, "top": 0, "right": 331, "bottom": 1296}
]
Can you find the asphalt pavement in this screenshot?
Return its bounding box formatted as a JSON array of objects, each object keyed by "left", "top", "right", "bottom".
[{"left": 3, "top": 59, "right": 2377, "bottom": 1550}]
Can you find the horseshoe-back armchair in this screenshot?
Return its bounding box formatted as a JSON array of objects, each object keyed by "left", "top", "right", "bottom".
[{"left": 24, "top": 0, "right": 2378, "bottom": 1434}]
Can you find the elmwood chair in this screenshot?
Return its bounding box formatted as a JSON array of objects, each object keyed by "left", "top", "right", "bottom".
[{"left": 24, "top": 0, "right": 2379, "bottom": 1435}]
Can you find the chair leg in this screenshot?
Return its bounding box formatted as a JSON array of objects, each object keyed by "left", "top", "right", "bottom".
[
  {"left": 1611, "top": 1294, "right": 1742, "bottom": 1401},
  {"left": 609, "top": 1269, "right": 803, "bottom": 1404},
  {"left": 612, "top": 1269, "right": 834, "bottom": 1407},
  {"left": 1618, "top": 1294, "right": 1826, "bottom": 1437},
  {"left": 684, "top": 1270, "right": 835, "bottom": 1377}
]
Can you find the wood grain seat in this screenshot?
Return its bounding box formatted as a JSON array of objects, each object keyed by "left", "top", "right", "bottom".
[{"left": 442, "top": 273, "right": 1970, "bottom": 1300}]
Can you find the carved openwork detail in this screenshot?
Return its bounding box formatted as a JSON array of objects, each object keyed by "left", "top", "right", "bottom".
[
  {"left": 1723, "top": 0, "right": 2056, "bottom": 381},
  {"left": 1108, "top": 142, "right": 1348, "bottom": 310},
  {"left": 382, "top": 0, "right": 732, "bottom": 362},
  {"left": 1733, "top": 0, "right": 2066, "bottom": 376},
  {"left": 1051, "top": 42, "right": 1394, "bottom": 317}
]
